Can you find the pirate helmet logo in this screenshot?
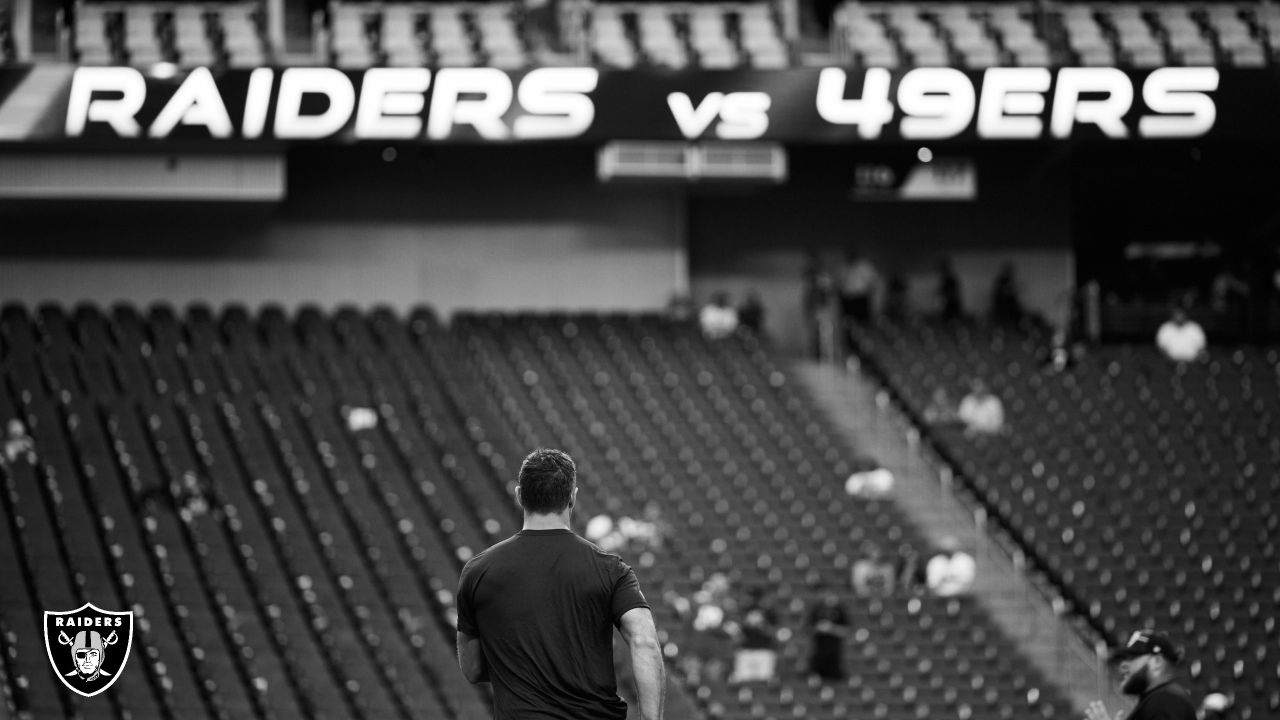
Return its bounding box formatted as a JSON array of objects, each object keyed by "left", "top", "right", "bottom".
[{"left": 44, "top": 603, "right": 134, "bottom": 697}]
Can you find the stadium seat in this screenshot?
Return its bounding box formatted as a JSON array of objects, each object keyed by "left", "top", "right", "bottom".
[
  {"left": 172, "top": 6, "right": 218, "bottom": 68},
  {"left": 0, "top": 303, "right": 1089, "bottom": 720},
  {"left": 218, "top": 4, "right": 268, "bottom": 67},
  {"left": 851, "top": 318, "right": 1280, "bottom": 719},
  {"left": 330, "top": 3, "right": 377, "bottom": 68},
  {"left": 74, "top": 3, "right": 117, "bottom": 65},
  {"left": 380, "top": 6, "right": 427, "bottom": 67}
]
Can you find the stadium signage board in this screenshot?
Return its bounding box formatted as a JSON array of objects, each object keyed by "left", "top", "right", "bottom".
[{"left": 2, "top": 65, "right": 1268, "bottom": 144}]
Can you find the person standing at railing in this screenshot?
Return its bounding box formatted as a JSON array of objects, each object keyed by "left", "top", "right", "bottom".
[
  {"left": 1084, "top": 630, "right": 1196, "bottom": 720},
  {"left": 806, "top": 587, "right": 850, "bottom": 681}
]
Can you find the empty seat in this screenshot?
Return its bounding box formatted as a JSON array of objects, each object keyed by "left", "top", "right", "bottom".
[
  {"left": 172, "top": 6, "right": 217, "bottom": 67},
  {"left": 74, "top": 3, "right": 115, "bottom": 65},
  {"left": 219, "top": 4, "right": 267, "bottom": 67},
  {"left": 330, "top": 3, "right": 376, "bottom": 68}
]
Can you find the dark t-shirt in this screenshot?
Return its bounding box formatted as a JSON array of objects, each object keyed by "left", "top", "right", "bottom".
[
  {"left": 739, "top": 603, "right": 778, "bottom": 650},
  {"left": 1130, "top": 681, "right": 1197, "bottom": 720},
  {"left": 456, "top": 529, "right": 650, "bottom": 720}
]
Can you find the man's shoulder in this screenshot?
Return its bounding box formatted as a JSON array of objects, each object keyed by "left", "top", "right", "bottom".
[
  {"left": 1140, "top": 682, "right": 1196, "bottom": 716},
  {"left": 578, "top": 535, "right": 634, "bottom": 571},
  {"left": 462, "top": 534, "right": 522, "bottom": 572}
]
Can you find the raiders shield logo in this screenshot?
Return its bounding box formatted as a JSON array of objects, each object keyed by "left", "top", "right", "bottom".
[{"left": 44, "top": 603, "right": 134, "bottom": 697}]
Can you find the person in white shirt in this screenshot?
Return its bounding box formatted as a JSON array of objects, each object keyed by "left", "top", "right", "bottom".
[
  {"left": 1156, "top": 308, "right": 1206, "bottom": 363},
  {"left": 851, "top": 543, "right": 895, "bottom": 596},
  {"left": 957, "top": 379, "right": 1004, "bottom": 436},
  {"left": 2, "top": 419, "right": 35, "bottom": 467},
  {"left": 845, "top": 466, "right": 894, "bottom": 497},
  {"left": 926, "top": 536, "right": 975, "bottom": 596},
  {"left": 700, "top": 292, "right": 739, "bottom": 339}
]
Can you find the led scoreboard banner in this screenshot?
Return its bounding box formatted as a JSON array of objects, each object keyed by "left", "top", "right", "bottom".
[{"left": 1, "top": 64, "right": 1277, "bottom": 144}]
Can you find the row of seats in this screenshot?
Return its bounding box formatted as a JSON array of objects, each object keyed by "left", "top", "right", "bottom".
[
  {"left": 56, "top": 0, "right": 1280, "bottom": 69},
  {"left": 330, "top": 2, "right": 529, "bottom": 69},
  {"left": 451, "top": 312, "right": 1073, "bottom": 719},
  {"left": 837, "top": 2, "right": 1051, "bottom": 69},
  {"left": 1056, "top": 2, "right": 1272, "bottom": 67},
  {"left": 0, "top": 303, "right": 1072, "bottom": 720},
  {"left": 0, "top": 303, "right": 494, "bottom": 719},
  {"left": 67, "top": 0, "right": 787, "bottom": 69},
  {"left": 588, "top": 3, "right": 789, "bottom": 70},
  {"left": 850, "top": 319, "right": 1280, "bottom": 719},
  {"left": 328, "top": 1, "right": 790, "bottom": 70},
  {"left": 74, "top": 1, "right": 267, "bottom": 67},
  {"left": 836, "top": 1, "right": 1276, "bottom": 68}
]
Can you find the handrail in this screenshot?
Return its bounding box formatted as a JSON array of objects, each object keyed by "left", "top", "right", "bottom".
[
  {"left": 850, "top": 335, "right": 1109, "bottom": 643},
  {"left": 843, "top": 335, "right": 1124, "bottom": 712}
]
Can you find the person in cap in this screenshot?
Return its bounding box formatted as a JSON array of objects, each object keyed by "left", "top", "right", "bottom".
[{"left": 1084, "top": 630, "right": 1196, "bottom": 720}]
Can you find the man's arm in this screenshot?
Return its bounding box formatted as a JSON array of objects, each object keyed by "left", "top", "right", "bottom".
[
  {"left": 456, "top": 630, "right": 489, "bottom": 684},
  {"left": 619, "top": 607, "right": 665, "bottom": 720}
]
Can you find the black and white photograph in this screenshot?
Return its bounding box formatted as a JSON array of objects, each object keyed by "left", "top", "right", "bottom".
[{"left": 1, "top": 0, "right": 1278, "bottom": 718}]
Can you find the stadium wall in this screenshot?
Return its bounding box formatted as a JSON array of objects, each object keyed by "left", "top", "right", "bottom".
[
  {"left": 2, "top": 145, "right": 1075, "bottom": 353},
  {"left": 0, "top": 147, "right": 688, "bottom": 315},
  {"left": 688, "top": 147, "right": 1075, "bottom": 349}
]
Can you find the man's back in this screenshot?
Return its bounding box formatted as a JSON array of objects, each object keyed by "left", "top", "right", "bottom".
[{"left": 457, "top": 529, "right": 649, "bottom": 719}]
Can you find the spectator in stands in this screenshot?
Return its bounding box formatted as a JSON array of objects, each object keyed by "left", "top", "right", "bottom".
[
  {"left": 806, "top": 587, "right": 850, "bottom": 681},
  {"left": 737, "top": 291, "right": 765, "bottom": 336},
  {"left": 923, "top": 387, "right": 960, "bottom": 426},
  {"left": 586, "top": 510, "right": 665, "bottom": 557},
  {"left": 883, "top": 271, "right": 909, "bottom": 321},
  {"left": 937, "top": 257, "right": 963, "bottom": 321},
  {"left": 666, "top": 293, "right": 695, "bottom": 321},
  {"left": 851, "top": 543, "right": 895, "bottom": 596},
  {"left": 894, "top": 544, "right": 926, "bottom": 594},
  {"left": 844, "top": 460, "right": 893, "bottom": 497},
  {"left": 1041, "top": 328, "right": 1077, "bottom": 375},
  {"left": 1210, "top": 265, "right": 1249, "bottom": 315},
  {"left": 699, "top": 292, "right": 739, "bottom": 340},
  {"left": 1156, "top": 307, "right": 1207, "bottom": 363},
  {"left": 729, "top": 588, "right": 780, "bottom": 683},
  {"left": 925, "top": 536, "right": 975, "bottom": 596},
  {"left": 991, "top": 262, "right": 1024, "bottom": 326},
  {"left": 957, "top": 379, "right": 1004, "bottom": 436},
  {"left": 1199, "top": 692, "right": 1233, "bottom": 720},
  {"left": 802, "top": 250, "right": 836, "bottom": 360},
  {"left": 2, "top": 418, "right": 35, "bottom": 467},
  {"left": 343, "top": 406, "right": 378, "bottom": 432},
  {"left": 684, "top": 572, "right": 735, "bottom": 684},
  {"left": 839, "top": 248, "right": 879, "bottom": 325},
  {"left": 586, "top": 513, "right": 621, "bottom": 551},
  {"left": 174, "top": 470, "right": 210, "bottom": 519},
  {"left": 1086, "top": 630, "right": 1196, "bottom": 720}
]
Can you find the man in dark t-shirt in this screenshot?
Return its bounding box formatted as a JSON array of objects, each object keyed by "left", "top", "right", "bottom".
[
  {"left": 1085, "top": 629, "right": 1196, "bottom": 720},
  {"left": 456, "top": 448, "right": 665, "bottom": 720}
]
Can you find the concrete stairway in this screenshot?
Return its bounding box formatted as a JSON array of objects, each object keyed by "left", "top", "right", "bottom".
[{"left": 793, "top": 358, "right": 1123, "bottom": 716}]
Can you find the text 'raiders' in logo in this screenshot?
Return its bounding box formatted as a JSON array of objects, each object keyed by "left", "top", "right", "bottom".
[{"left": 44, "top": 603, "right": 134, "bottom": 697}]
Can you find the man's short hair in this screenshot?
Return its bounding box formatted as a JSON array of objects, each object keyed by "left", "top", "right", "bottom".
[{"left": 518, "top": 448, "right": 577, "bottom": 514}]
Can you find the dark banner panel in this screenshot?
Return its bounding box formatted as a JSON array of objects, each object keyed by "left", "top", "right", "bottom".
[{"left": 1, "top": 65, "right": 1278, "bottom": 144}]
